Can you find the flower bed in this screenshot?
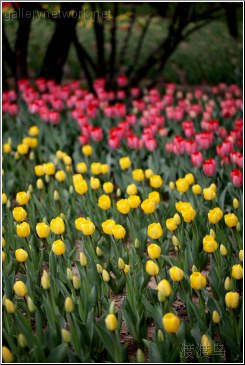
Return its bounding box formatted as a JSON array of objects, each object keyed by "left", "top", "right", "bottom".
[{"left": 2, "top": 79, "right": 243, "bottom": 363}]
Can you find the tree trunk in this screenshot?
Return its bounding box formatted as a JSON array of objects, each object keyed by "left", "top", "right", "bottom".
[
  {"left": 41, "top": 3, "right": 81, "bottom": 82},
  {"left": 15, "top": 4, "right": 33, "bottom": 80}
]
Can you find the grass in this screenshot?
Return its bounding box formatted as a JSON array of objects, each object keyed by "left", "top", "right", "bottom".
[{"left": 3, "top": 3, "right": 243, "bottom": 86}]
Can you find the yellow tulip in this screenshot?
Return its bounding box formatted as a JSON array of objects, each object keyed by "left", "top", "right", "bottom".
[
  {"left": 128, "top": 195, "right": 141, "bottom": 208},
  {"left": 36, "top": 222, "right": 50, "bottom": 238},
  {"left": 176, "top": 178, "right": 189, "bottom": 193},
  {"left": 212, "top": 310, "right": 220, "bottom": 324},
  {"left": 112, "top": 224, "right": 126, "bottom": 239},
  {"left": 16, "top": 191, "right": 29, "bottom": 205},
  {"left": 29, "top": 125, "right": 39, "bottom": 136},
  {"left": 16, "top": 222, "right": 30, "bottom": 237},
  {"left": 201, "top": 335, "right": 213, "bottom": 356},
  {"left": 157, "top": 279, "right": 172, "bottom": 297},
  {"left": 90, "top": 177, "right": 100, "bottom": 190},
  {"left": 185, "top": 173, "right": 195, "bottom": 185},
  {"left": 225, "top": 291, "right": 239, "bottom": 308},
  {"left": 82, "top": 145, "right": 92, "bottom": 156},
  {"left": 231, "top": 264, "right": 243, "bottom": 280},
  {"left": 148, "top": 191, "right": 160, "bottom": 204},
  {"left": 41, "top": 270, "right": 50, "bottom": 289},
  {"left": 91, "top": 162, "right": 102, "bottom": 175},
  {"left": 169, "top": 266, "right": 184, "bottom": 282},
  {"left": 4, "top": 298, "right": 16, "bottom": 314},
  {"left": 74, "top": 179, "right": 88, "bottom": 195},
  {"left": 43, "top": 162, "right": 55, "bottom": 175},
  {"left": 12, "top": 207, "right": 27, "bottom": 222},
  {"left": 101, "top": 219, "right": 116, "bottom": 235},
  {"left": 50, "top": 217, "right": 65, "bottom": 234},
  {"left": 126, "top": 184, "right": 137, "bottom": 195},
  {"left": 103, "top": 182, "right": 114, "bottom": 194},
  {"left": 2, "top": 346, "right": 14, "bottom": 363},
  {"left": 166, "top": 218, "right": 178, "bottom": 231},
  {"left": 203, "top": 235, "right": 218, "bottom": 253},
  {"left": 190, "top": 272, "right": 206, "bottom": 290},
  {"left": 13, "top": 281, "right": 28, "bottom": 297},
  {"left": 162, "top": 313, "right": 180, "bottom": 333},
  {"left": 147, "top": 244, "right": 161, "bottom": 259},
  {"left": 119, "top": 157, "right": 131, "bottom": 170},
  {"left": 15, "top": 249, "right": 28, "bottom": 263},
  {"left": 55, "top": 170, "right": 66, "bottom": 182},
  {"left": 98, "top": 195, "right": 111, "bottom": 210},
  {"left": 192, "top": 184, "right": 202, "bottom": 195},
  {"left": 116, "top": 199, "right": 130, "bottom": 214},
  {"left": 105, "top": 313, "right": 118, "bottom": 331},
  {"left": 150, "top": 175, "right": 163, "bottom": 188},
  {"left": 141, "top": 199, "right": 155, "bottom": 214},
  {"left": 65, "top": 297, "right": 74, "bottom": 313},
  {"left": 224, "top": 213, "right": 238, "bottom": 228},
  {"left": 145, "top": 260, "right": 159, "bottom": 276},
  {"left": 132, "top": 169, "right": 144, "bottom": 181},
  {"left": 76, "top": 162, "right": 87, "bottom": 173},
  {"left": 52, "top": 240, "right": 66, "bottom": 255},
  {"left": 147, "top": 223, "right": 163, "bottom": 239}
]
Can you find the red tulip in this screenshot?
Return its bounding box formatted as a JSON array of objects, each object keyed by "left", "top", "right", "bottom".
[
  {"left": 191, "top": 152, "right": 204, "bottom": 167},
  {"left": 203, "top": 158, "right": 217, "bottom": 176},
  {"left": 231, "top": 169, "right": 243, "bottom": 187}
]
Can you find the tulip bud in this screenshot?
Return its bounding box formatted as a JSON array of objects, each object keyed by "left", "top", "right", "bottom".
[
  {"left": 118, "top": 258, "right": 125, "bottom": 270},
  {"left": 116, "top": 188, "right": 121, "bottom": 197},
  {"left": 27, "top": 297, "right": 36, "bottom": 313},
  {"left": 134, "top": 238, "right": 140, "bottom": 249},
  {"left": 220, "top": 245, "right": 228, "bottom": 256},
  {"left": 96, "top": 264, "right": 103, "bottom": 274},
  {"left": 201, "top": 334, "right": 213, "bottom": 356},
  {"left": 233, "top": 198, "right": 239, "bottom": 209},
  {"left": 7, "top": 200, "right": 11, "bottom": 209},
  {"left": 224, "top": 276, "right": 232, "bottom": 291},
  {"left": 80, "top": 252, "right": 87, "bottom": 267},
  {"left": 69, "top": 186, "right": 74, "bottom": 194},
  {"left": 236, "top": 222, "right": 241, "bottom": 231},
  {"left": 15, "top": 152, "right": 20, "bottom": 160},
  {"left": 212, "top": 310, "right": 220, "bottom": 324},
  {"left": 109, "top": 301, "right": 115, "bottom": 314},
  {"left": 17, "top": 333, "right": 27, "bottom": 348},
  {"left": 37, "top": 179, "right": 44, "bottom": 189},
  {"left": 2, "top": 346, "right": 14, "bottom": 363},
  {"left": 102, "top": 269, "right": 110, "bottom": 282},
  {"left": 4, "top": 298, "right": 16, "bottom": 314},
  {"left": 66, "top": 268, "right": 73, "bottom": 281},
  {"left": 169, "top": 181, "right": 175, "bottom": 190},
  {"left": 41, "top": 270, "right": 50, "bottom": 290},
  {"left": 29, "top": 151, "right": 34, "bottom": 160},
  {"left": 28, "top": 184, "right": 33, "bottom": 193},
  {"left": 192, "top": 265, "right": 198, "bottom": 273},
  {"left": 172, "top": 236, "right": 179, "bottom": 247},
  {"left": 239, "top": 250, "right": 243, "bottom": 262},
  {"left": 96, "top": 246, "right": 103, "bottom": 257},
  {"left": 137, "top": 349, "right": 145, "bottom": 363},
  {"left": 45, "top": 175, "right": 50, "bottom": 183},
  {"left": 61, "top": 329, "right": 71, "bottom": 343},
  {"left": 72, "top": 276, "right": 81, "bottom": 290},
  {"left": 209, "top": 229, "right": 216, "bottom": 238},
  {"left": 60, "top": 213, "right": 65, "bottom": 220},
  {"left": 64, "top": 297, "right": 74, "bottom": 313},
  {"left": 54, "top": 190, "right": 59, "bottom": 201},
  {"left": 157, "top": 329, "right": 164, "bottom": 342}
]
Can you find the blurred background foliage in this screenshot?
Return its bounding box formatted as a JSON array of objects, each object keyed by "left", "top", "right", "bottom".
[{"left": 2, "top": 2, "right": 243, "bottom": 90}]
